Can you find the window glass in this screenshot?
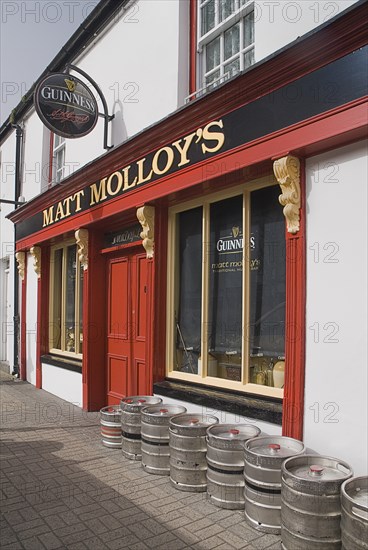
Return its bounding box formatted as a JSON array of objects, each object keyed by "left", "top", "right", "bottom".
[
  {"left": 224, "top": 58, "right": 240, "bottom": 79},
  {"left": 201, "top": 0, "right": 216, "bottom": 36},
  {"left": 208, "top": 195, "right": 243, "bottom": 380},
  {"left": 175, "top": 208, "right": 203, "bottom": 374},
  {"left": 66, "top": 245, "right": 77, "bottom": 352},
  {"left": 224, "top": 23, "right": 240, "bottom": 61},
  {"left": 51, "top": 248, "right": 62, "bottom": 350},
  {"left": 248, "top": 186, "right": 286, "bottom": 386},
  {"left": 244, "top": 10, "right": 254, "bottom": 48},
  {"left": 220, "top": 0, "right": 236, "bottom": 22},
  {"left": 206, "top": 36, "right": 221, "bottom": 72}
]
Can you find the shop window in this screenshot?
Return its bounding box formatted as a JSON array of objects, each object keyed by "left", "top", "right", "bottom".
[
  {"left": 49, "top": 242, "right": 83, "bottom": 356},
  {"left": 198, "top": 0, "right": 254, "bottom": 92},
  {"left": 52, "top": 134, "right": 66, "bottom": 183},
  {"left": 167, "top": 183, "right": 286, "bottom": 398}
]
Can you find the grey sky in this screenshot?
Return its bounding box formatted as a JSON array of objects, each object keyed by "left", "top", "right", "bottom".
[{"left": 0, "top": 0, "right": 100, "bottom": 124}]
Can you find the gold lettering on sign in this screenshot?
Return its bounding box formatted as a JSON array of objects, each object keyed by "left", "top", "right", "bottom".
[
  {"left": 273, "top": 155, "right": 301, "bottom": 234},
  {"left": 90, "top": 179, "right": 107, "bottom": 205}
]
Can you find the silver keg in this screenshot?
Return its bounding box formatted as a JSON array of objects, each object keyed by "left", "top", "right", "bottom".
[
  {"left": 120, "top": 396, "right": 162, "bottom": 460},
  {"left": 244, "top": 435, "right": 305, "bottom": 534},
  {"left": 100, "top": 405, "right": 122, "bottom": 448},
  {"left": 141, "top": 404, "right": 187, "bottom": 475},
  {"left": 169, "top": 413, "right": 219, "bottom": 492},
  {"left": 341, "top": 476, "right": 368, "bottom": 550},
  {"left": 281, "top": 455, "right": 353, "bottom": 550},
  {"left": 206, "top": 424, "right": 261, "bottom": 509}
]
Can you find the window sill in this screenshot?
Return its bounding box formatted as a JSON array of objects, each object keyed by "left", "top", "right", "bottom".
[
  {"left": 41, "top": 354, "right": 82, "bottom": 374},
  {"left": 153, "top": 379, "right": 282, "bottom": 425}
]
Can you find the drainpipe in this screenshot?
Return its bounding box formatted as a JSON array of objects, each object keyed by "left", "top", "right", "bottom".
[{"left": 11, "top": 123, "right": 24, "bottom": 377}]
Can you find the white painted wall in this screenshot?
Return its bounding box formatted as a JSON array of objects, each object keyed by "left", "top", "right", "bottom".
[
  {"left": 304, "top": 140, "right": 368, "bottom": 476},
  {"left": 154, "top": 394, "right": 282, "bottom": 436},
  {"left": 255, "top": 0, "right": 359, "bottom": 62},
  {"left": 21, "top": 110, "right": 46, "bottom": 200},
  {"left": 42, "top": 363, "right": 82, "bottom": 407},
  {"left": 26, "top": 253, "right": 38, "bottom": 385},
  {"left": 62, "top": 0, "right": 189, "bottom": 178}
]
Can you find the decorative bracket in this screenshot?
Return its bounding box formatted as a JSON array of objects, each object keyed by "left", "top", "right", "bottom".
[
  {"left": 273, "top": 155, "right": 301, "bottom": 234},
  {"left": 30, "top": 246, "right": 41, "bottom": 278},
  {"left": 15, "top": 251, "right": 26, "bottom": 280},
  {"left": 137, "top": 205, "right": 155, "bottom": 259},
  {"left": 75, "top": 229, "right": 89, "bottom": 270}
]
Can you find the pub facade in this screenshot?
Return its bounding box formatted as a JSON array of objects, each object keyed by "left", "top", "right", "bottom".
[{"left": 0, "top": 0, "right": 367, "bottom": 475}]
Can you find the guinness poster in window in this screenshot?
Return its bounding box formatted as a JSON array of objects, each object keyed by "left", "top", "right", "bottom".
[
  {"left": 209, "top": 195, "right": 243, "bottom": 354},
  {"left": 34, "top": 73, "right": 98, "bottom": 138},
  {"left": 250, "top": 186, "right": 286, "bottom": 357}
]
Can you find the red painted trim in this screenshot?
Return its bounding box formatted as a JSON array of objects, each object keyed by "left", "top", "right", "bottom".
[
  {"left": 82, "top": 266, "right": 89, "bottom": 409},
  {"left": 282, "top": 160, "right": 306, "bottom": 441},
  {"left": 14, "top": 100, "right": 367, "bottom": 251},
  {"left": 35, "top": 278, "right": 42, "bottom": 388},
  {"left": 189, "top": 0, "right": 197, "bottom": 96},
  {"left": 20, "top": 261, "right": 27, "bottom": 381},
  {"left": 153, "top": 206, "right": 168, "bottom": 382},
  {"left": 37, "top": 247, "right": 50, "bottom": 389},
  {"left": 48, "top": 132, "right": 54, "bottom": 187}
]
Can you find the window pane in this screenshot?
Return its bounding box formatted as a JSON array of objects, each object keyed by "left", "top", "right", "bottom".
[
  {"left": 201, "top": 0, "right": 215, "bottom": 35},
  {"left": 243, "top": 49, "right": 255, "bottom": 70},
  {"left": 220, "top": 0, "right": 236, "bottom": 22},
  {"left": 249, "top": 186, "right": 286, "bottom": 387},
  {"left": 175, "top": 208, "right": 203, "bottom": 374},
  {"left": 66, "top": 245, "right": 77, "bottom": 352},
  {"left": 243, "top": 10, "right": 254, "bottom": 48},
  {"left": 224, "top": 23, "right": 240, "bottom": 61},
  {"left": 208, "top": 195, "right": 243, "bottom": 380},
  {"left": 51, "top": 249, "right": 63, "bottom": 349},
  {"left": 224, "top": 58, "right": 240, "bottom": 79},
  {"left": 205, "top": 69, "right": 221, "bottom": 89},
  {"left": 206, "top": 36, "right": 220, "bottom": 72}
]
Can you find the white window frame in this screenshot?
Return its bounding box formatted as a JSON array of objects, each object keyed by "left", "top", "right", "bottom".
[
  {"left": 196, "top": 0, "right": 255, "bottom": 95},
  {"left": 166, "top": 177, "right": 284, "bottom": 399},
  {"left": 52, "top": 134, "right": 66, "bottom": 184}
]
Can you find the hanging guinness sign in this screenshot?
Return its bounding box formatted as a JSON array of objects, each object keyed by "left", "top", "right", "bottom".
[{"left": 34, "top": 73, "right": 98, "bottom": 138}]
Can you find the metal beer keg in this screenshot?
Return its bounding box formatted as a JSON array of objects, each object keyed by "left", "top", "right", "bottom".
[
  {"left": 169, "top": 413, "right": 219, "bottom": 492},
  {"left": 281, "top": 455, "right": 353, "bottom": 550},
  {"left": 100, "top": 405, "right": 122, "bottom": 448},
  {"left": 141, "top": 404, "right": 187, "bottom": 475},
  {"left": 120, "top": 396, "right": 162, "bottom": 460},
  {"left": 206, "top": 424, "right": 261, "bottom": 509},
  {"left": 244, "top": 435, "right": 305, "bottom": 534},
  {"left": 341, "top": 476, "right": 368, "bottom": 550}
]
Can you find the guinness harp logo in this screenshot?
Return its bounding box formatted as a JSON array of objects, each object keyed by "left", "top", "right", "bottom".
[
  {"left": 64, "top": 78, "right": 76, "bottom": 92},
  {"left": 232, "top": 226, "right": 240, "bottom": 238}
]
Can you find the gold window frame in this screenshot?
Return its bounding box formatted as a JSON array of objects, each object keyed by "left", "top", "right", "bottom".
[
  {"left": 49, "top": 240, "right": 83, "bottom": 358},
  {"left": 166, "top": 176, "right": 284, "bottom": 399}
]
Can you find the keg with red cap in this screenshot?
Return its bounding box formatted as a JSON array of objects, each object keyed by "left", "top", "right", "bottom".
[
  {"left": 206, "top": 424, "right": 261, "bottom": 509},
  {"left": 281, "top": 455, "right": 353, "bottom": 549},
  {"left": 100, "top": 405, "right": 122, "bottom": 448},
  {"left": 244, "top": 435, "right": 305, "bottom": 533},
  {"left": 141, "top": 404, "right": 187, "bottom": 475},
  {"left": 120, "top": 396, "right": 162, "bottom": 460},
  {"left": 169, "top": 413, "right": 219, "bottom": 492}
]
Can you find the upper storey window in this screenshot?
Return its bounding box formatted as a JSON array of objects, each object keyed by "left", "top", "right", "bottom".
[
  {"left": 53, "top": 134, "right": 66, "bottom": 184},
  {"left": 198, "top": 0, "right": 255, "bottom": 92}
]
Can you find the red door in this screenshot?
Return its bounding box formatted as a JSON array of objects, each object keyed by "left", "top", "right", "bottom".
[{"left": 106, "top": 250, "right": 149, "bottom": 405}]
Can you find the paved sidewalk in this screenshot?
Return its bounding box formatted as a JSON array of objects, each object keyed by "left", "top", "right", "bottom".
[{"left": 0, "top": 372, "right": 281, "bottom": 550}]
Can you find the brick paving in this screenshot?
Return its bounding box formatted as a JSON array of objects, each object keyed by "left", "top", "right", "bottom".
[{"left": 0, "top": 371, "right": 281, "bottom": 549}]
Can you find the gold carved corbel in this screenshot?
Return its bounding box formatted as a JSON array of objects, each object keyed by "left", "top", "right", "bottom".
[
  {"left": 273, "top": 155, "right": 301, "bottom": 234},
  {"left": 75, "top": 229, "right": 89, "bottom": 270},
  {"left": 137, "top": 205, "right": 155, "bottom": 259},
  {"left": 30, "top": 246, "right": 41, "bottom": 278},
  {"left": 15, "top": 251, "right": 26, "bottom": 280}
]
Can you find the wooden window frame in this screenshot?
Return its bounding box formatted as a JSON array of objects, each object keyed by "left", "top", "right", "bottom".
[
  {"left": 49, "top": 240, "right": 83, "bottom": 358},
  {"left": 166, "top": 176, "right": 284, "bottom": 399}
]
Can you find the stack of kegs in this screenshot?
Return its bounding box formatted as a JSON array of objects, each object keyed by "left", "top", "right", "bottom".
[
  {"left": 244, "top": 436, "right": 305, "bottom": 534},
  {"left": 281, "top": 455, "right": 353, "bottom": 549},
  {"left": 169, "top": 413, "right": 219, "bottom": 492},
  {"left": 141, "top": 404, "right": 187, "bottom": 475},
  {"left": 120, "top": 395, "right": 162, "bottom": 460},
  {"left": 341, "top": 476, "right": 368, "bottom": 549},
  {"left": 206, "top": 424, "right": 261, "bottom": 509},
  {"left": 100, "top": 405, "right": 122, "bottom": 449}
]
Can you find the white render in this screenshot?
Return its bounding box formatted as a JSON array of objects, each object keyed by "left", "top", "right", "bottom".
[
  {"left": 25, "top": 253, "right": 37, "bottom": 385},
  {"left": 304, "top": 140, "right": 368, "bottom": 476},
  {"left": 255, "top": 0, "right": 359, "bottom": 62},
  {"left": 42, "top": 363, "right": 82, "bottom": 408}
]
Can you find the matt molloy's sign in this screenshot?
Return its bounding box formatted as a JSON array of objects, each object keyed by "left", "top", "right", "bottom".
[{"left": 34, "top": 73, "right": 98, "bottom": 138}]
